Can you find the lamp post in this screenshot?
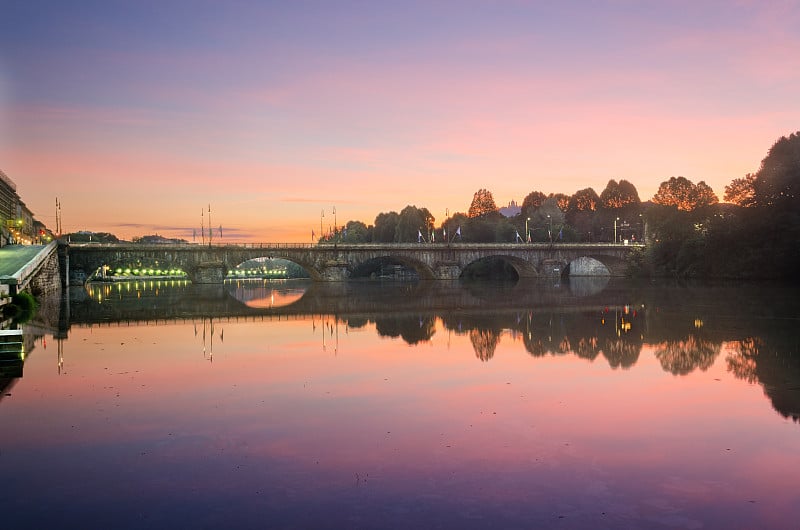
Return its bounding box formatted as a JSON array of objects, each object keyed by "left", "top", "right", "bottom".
[
  {"left": 614, "top": 217, "right": 619, "bottom": 244},
  {"left": 547, "top": 214, "right": 552, "bottom": 243},
  {"left": 639, "top": 213, "right": 645, "bottom": 243},
  {"left": 320, "top": 209, "right": 324, "bottom": 241},
  {"left": 525, "top": 217, "right": 531, "bottom": 242},
  {"left": 333, "top": 206, "right": 337, "bottom": 241}
]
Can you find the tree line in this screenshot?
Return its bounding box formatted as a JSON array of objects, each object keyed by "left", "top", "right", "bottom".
[{"left": 320, "top": 131, "right": 800, "bottom": 280}]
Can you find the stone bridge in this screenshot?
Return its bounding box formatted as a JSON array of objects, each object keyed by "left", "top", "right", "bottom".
[{"left": 63, "top": 242, "right": 641, "bottom": 284}]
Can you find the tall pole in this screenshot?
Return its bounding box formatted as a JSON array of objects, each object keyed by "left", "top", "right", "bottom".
[
  {"left": 333, "top": 206, "right": 337, "bottom": 241},
  {"left": 525, "top": 217, "right": 530, "bottom": 243},
  {"left": 320, "top": 209, "right": 324, "bottom": 241},
  {"left": 614, "top": 217, "right": 619, "bottom": 244},
  {"left": 201, "top": 208, "right": 205, "bottom": 245},
  {"left": 208, "top": 204, "right": 212, "bottom": 247}
]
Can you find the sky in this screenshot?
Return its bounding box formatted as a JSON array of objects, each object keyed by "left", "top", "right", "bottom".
[{"left": 1, "top": 0, "right": 799, "bottom": 242}]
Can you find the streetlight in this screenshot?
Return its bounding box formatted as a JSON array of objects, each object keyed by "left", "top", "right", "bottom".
[
  {"left": 614, "top": 217, "right": 619, "bottom": 244},
  {"left": 525, "top": 217, "right": 531, "bottom": 242},
  {"left": 547, "top": 214, "right": 552, "bottom": 243},
  {"left": 639, "top": 213, "right": 645, "bottom": 243}
]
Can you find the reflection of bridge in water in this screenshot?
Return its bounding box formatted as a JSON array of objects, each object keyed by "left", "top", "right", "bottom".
[
  {"left": 71, "top": 277, "right": 626, "bottom": 323},
  {"left": 15, "top": 277, "right": 800, "bottom": 422}
]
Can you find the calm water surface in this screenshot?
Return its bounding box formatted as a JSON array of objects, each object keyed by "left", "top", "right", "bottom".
[{"left": 1, "top": 278, "right": 799, "bottom": 529}]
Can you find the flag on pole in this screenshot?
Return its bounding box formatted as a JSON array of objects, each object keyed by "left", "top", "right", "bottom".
[
  {"left": 312, "top": 229, "right": 316, "bottom": 241},
  {"left": 515, "top": 230, "right": 522, "bottom": 242},
  {"left": 558, "top": 227, "right": 563, "bottom": 240},
  {"left": 418, "top": 229, "right": 423, "bottom": 243},
  {"left": 443, "top": 227, "right": 447, "bottom": 239},
  {"left": 431, "top": 230, "right": 435, "bottom": 243},
  {"left": 455, "top": 226, "right": 462, "bottom": 238}
]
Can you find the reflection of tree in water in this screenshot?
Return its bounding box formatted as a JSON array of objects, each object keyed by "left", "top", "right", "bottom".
[
  {"left": 522, "top": 334, "right": 547, "bottom": 357},
  {"left": 344, "top": 316, "right": 369, "bottom": 329},
  {"left": 518, "top": 310, "right": 643, "bottom": 369},
  {"left": 603, "top": 338, "right": 642, "bottom": 369},
  {"left": 373, "top": 315, "right": 435, "bottom": 345},
  {"left": 726, "top": 335, "right": 800, "bottom": 423},
  {"left": 653, "top": 334, "right": 721, "bottom": 375},
  {"left": 470, "top": 328, "right": 501, "bottom": 362},
  {"left": 725, "top": 337, "right": 761, "bottom": 384},
  {"left": 572, "top": 336, "right": 600, "bottom": 361}
]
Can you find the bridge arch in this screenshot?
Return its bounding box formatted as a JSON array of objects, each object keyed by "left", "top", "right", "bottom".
[
  {"left": 565, "top": 254, "right": 629, "bottom": 277},
  {"left": 460, "top": 254, "right": 538, "bottom": 280},
  {"left": 565, "top": 256, "right": 611, "bottom": 276},
  {"left": 225, "top": 255, "right": 315, "bottom": 282},
  {"left": 349, "top": 254, "right": 435, "bottom": 280}
]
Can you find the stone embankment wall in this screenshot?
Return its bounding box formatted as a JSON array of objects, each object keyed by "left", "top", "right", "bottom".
[{"left": 28, "top": 247, "right": 63, "bottom": 297}]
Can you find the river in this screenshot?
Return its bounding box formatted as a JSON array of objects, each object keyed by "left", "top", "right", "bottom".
[{"left": 1, "top": 278, "right": 799, "bottom": 529}]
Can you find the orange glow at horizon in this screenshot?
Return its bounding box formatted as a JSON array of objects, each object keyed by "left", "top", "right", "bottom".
[{"left": 3, "top": 2, "right": 799, "bottom": 242}]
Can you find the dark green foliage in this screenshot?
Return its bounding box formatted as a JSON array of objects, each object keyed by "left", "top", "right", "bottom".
[
  {"left": 751, "top": 131, "right": 800, "bottom": 209},
  {"left": 4, "top": 291, "right": 39, "bottom": 324},
  {"left": 494, "top": 218, "right": 517, "bottom": 242},
  {"left": 341, "top": 220, "right": 370, "bottom": 243},
  {"left": 373, "top": 211, "right": 400, "bottom": 242}
]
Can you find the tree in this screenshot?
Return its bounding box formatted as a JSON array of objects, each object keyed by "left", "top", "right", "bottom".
[
  {"left": 342, "top": 220, "right": 370, "bottom": 243},
  {"left": 751, "top": 131, "right": 800, "bottom": 209},
  {"left": 693, "top": 181, "right": 719, "bottom": 209},
  {"left": 468, "top": 189, "right": 499, "bottom": 218},
  {"left": 521, "top": 191, "right": 547, "bottom": 218},
  {"left": 651, "top": 176, "right": 718, "bottom": 211},
  {"left": 549, "top": 193, "right": 570, "bottom": 212},
  {"left": 373, "top": 211, "right": 399, "bottom": 242},
  {"left": 525, "top": 197, "right": 565, "bottom": 241},
  {"left": 568, "top": 188, "right": 601, "bottom": 212},
  {"left": 396, "top": 205, "right": 434, "bottom": 242},
  {"left": 443, "top": 212, "right": 468, "bottom": 242},
  {"left": 724, "top": 173, "right": 757, "bottom": 206},
  {"left": 600, "top": 179, "right": 641, "bottom": 209}
]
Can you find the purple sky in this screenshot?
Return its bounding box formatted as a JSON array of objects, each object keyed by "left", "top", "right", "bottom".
[{"left": 2, "top": 1, "right": 799, "bottom": 241}]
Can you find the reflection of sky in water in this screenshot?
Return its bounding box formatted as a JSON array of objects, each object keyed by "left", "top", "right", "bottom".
[{"left": 3, "top": 305, "right": 800, "bottom": 528}]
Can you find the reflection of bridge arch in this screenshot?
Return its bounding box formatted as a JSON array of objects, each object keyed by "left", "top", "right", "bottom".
[{"left": 224, "top": 279, "right": 311, "bottom": 309}]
